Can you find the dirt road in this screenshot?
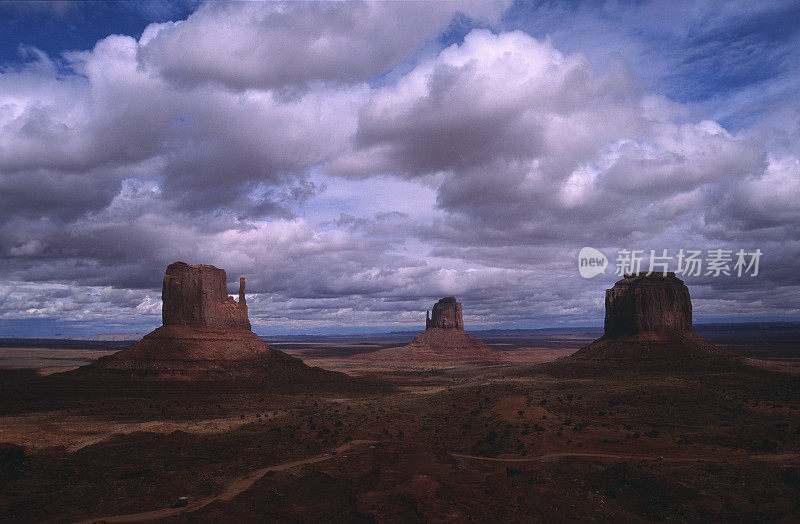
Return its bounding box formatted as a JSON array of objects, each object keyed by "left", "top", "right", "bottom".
[
  {"left": 452, "top": 451, "right": 800, "bottom": 464},
  {"left": 78, "top": 444, "right": 799, "bottom": 523},
  {"left": 77, "top": 440, "right": 378, "bottom": 524}
]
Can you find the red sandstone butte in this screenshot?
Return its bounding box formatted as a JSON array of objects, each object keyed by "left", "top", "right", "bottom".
[
  {"left": 426, "top": 297, "right": 464, "bottom": 330},
  {"left": 370, "top": 297, "right": 500, "bottom": 363},
  {"left": 568, "top": 272, "right": 729, "bottom": 365},
  {"left": 604, "top": 272, "right": 692, "bottom": 336},
  {"left": 161, "top": 262, "right": 250, "bottom": 330},
  {"left": 74, "top": 262, "right": 352, "bottom": 386}
]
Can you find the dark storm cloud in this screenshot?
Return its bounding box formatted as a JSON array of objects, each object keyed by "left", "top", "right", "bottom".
[{"left": 0, "top": 169, "right": 120, "bottom": 221}]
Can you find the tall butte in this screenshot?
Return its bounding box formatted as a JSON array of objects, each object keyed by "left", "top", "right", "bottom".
[
  {"left": 371, "top": 297, "right": 500, "bottom": 362},
  {"left": 74, "top": 262, "right": 351, "bottom": 386},
  {"left": 568, "top": 272, "right": 730, "bottom": 365}
]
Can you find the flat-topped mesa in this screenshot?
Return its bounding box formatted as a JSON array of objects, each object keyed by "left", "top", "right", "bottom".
[
  {"left": 604, "top": 272, "right": 692, "bottom": 337},
  {"left": 563, "top": 271, "right": 730, "bottom": 367},
  {"left": 425, "top": 297, "right": 464, "bottom": 330},
  {"left": 161, "top": 261, "right": 250, "bottom": 330}
]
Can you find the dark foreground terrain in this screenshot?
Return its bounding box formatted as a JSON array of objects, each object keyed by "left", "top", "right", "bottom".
[{"left": 0, "top": 326, "right": 799, "bottom": 522}]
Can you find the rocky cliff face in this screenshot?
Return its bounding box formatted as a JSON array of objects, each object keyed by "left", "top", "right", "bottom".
[
  {"left": 566, "top": 272, "right": 729, "bottom": 366},
  {"left": 73, "top": 262, "right": 357, "bottom": 387},
  {"left": 369, "top": 296, "right": 498, "bottom": 362},
  {"left": 604, "top": 272, "right": 692, "bottom": 336},
  {"left": 426, "top": 297, "right": 464, "bottom": 330},
  {"left": 161, "top": 262, "right": 250, "bottom": 330}
]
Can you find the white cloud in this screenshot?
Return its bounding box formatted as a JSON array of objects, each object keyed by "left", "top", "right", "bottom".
[
  {"left": 137, "top": 1, "right": 508, "bottom": 90},
  {"left": 1, "top": 4, "right": 798, "bottom": 334},
  {"left": 329, "top": 29, "right": 773, "bottom": 253},
  {"left": 0, "top": 30, "right": 369, "bottom": 218}
]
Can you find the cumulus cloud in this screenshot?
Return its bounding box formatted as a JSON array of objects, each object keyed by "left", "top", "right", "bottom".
[
  {"left": 333, "top": 31, "right": 639, "bottom": 176},
  {"left": 1, "top": 2, "right": 798, "bottom": 335},
  {"left": 707, "top": 155, "right": 800, "bottom": 234},
  {"left": 0, "top": 1, "right": 502, "bottom": 221},
  {"left": 334, "top": 31, "right": 767, "bottom": 243},
  {"left": 0, "top": 36, "right": 372, "bottom": 219},
  {"left": 137, "top": 1, "right": 508, "bottom": 90}
]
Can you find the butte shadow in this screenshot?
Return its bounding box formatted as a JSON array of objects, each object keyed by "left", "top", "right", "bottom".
[
  {"left": 366, "top": 297, "right": 502, "bottom": 363},
  {"left": 547, "top": 272, "right": 737, "bottom": 374},
  {"left": 65, "top": 262, "right": 365, "bottom": 391}
]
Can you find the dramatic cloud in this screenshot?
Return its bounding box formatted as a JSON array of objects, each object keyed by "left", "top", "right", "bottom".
[
  {"left": 0, "top": 1, "right": 798, "bottom": 336},
  {"left": 0, "top": 38, "right": 368, "bottom": 219},
  {"left": 137, "top": 1, "right": 508, "bottom": 90},
  {"left": 334, "top": 30, "right": 771, "bottom": 250}
]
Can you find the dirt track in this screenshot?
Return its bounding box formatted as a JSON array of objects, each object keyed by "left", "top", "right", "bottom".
[
  {"left": 452, "top": 451, "right": 800, "bottom": 464},
  {"left": 77, "top": 440, "right": 378, "bottom": 524},
  {"left": 79, "top": 443, "right": 800, "bottom": 523}
]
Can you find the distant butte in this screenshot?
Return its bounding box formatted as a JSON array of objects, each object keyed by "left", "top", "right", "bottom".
[
  {"left": 426, "top": 296, "right": 464, "bottom": 330},
  {"left": 566, "top": 272, "right": 730, "bottom": 366},
  {"left": 370, "top": 297, "right": 500, "bottom": 362},
  {"left": 70, "top": 262, "right": 354, "bottom": 387}
]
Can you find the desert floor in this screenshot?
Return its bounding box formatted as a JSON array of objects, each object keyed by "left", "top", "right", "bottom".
[{"left": 1, "top": 329, "right": 799, "bottom": 522}]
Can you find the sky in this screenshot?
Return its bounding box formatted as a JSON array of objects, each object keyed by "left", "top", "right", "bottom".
[{"left": 0, "top": 0, "right": 798, "bottom": 337}]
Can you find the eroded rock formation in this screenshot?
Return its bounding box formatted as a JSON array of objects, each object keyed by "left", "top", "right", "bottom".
[
  {"left": 71, "top": 262, "right": 355, "bottom": 387},
  {"left": 568, "top": 272, "right": 729, "bottom": 366},
  {"left": 426, "top": 297, "right": 464, "bottom": 330},
  {"left": 161, "top": 262, "right": 250, "bottom": 330},
  {"left": 371, "top": 297, "right": 499, "bottom": 362},
  {"left": 604, "top": 272, "right": 692, "bottom": 336}
]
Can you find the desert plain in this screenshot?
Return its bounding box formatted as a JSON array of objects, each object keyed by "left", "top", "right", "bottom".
[{"left": 1, "top": 323, "right": 799, "bottom": 522}]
